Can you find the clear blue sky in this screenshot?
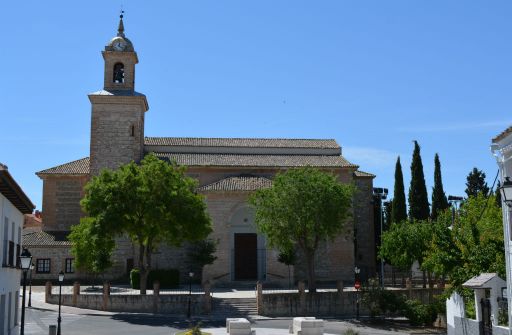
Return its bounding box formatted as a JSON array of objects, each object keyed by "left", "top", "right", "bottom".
[{"left": 1, "top": 1, "right": 510, "bottom": 210}]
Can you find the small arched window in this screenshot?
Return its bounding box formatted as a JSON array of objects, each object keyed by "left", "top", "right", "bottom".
[
  {"left": 130, "top": 124, "right": 135, "bottom": 137},
  {"left": 113, "top": 63, "right": 125, "bottom": 83}
]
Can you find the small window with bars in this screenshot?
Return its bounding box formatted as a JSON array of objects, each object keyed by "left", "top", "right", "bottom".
[{"left": 36, "top": 259, "right": 51, "bottom": 273}]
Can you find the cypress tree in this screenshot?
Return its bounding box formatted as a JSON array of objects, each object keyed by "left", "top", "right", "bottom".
[
  {"left": 408, "top": 141, "right": 430, "bottom": 220},
  {"left": 391, "top": 157, "right": 407, "bottom": 224},
  {"left": 495, "top": 180, "right": 502, "bottom": 208},
  {"left": 465, "top": 167, "right": 490, "bottom": 198},
  {"left": 431, "top": 153, "right": 449, "bottom": 220}
]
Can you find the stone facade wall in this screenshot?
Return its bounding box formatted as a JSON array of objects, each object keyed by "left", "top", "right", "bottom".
[
  {"left": 353, "top": 177, "right": 376, "bottom": 280},
  {"left": 37, "top": 162, "right": 374, "bottom": 286},
  {"left": 40, "top": 175, "right": 88, "bottom": 231},
  {"left": 89, "top": 100, "right": 145, "bottom": 176},
  {"left": 102, "top": 51, "right": 137, "bottom": 92},
  {"left": 29, "top": 246, "right": 80, "bottom": 281}
]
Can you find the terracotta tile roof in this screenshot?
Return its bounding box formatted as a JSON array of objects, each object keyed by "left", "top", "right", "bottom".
[
  {"left": 198, "top": 176, "right": 272, "bottom": 192},
  {"left": 354, "top": 170, "right": 375, "bottom": 178},
  {"left": 492, "top": 126, "right": 512, "bottom": 143},
  {"left": 145, "top": 137, "right": 339, "bottom": 149},
  {"left": 37, "top": 157, "right": 90, "bottom": 175},
  {"left": 154, "top": 152, "right": 357, "bottom": 168},
  {"left": 22, "top": 230, "right": 71, "bottom": 247}
]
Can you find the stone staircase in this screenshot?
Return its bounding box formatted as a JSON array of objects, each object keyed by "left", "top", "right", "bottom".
[{"left": 211, "top": 297, "right": 258, "bottom": 318}]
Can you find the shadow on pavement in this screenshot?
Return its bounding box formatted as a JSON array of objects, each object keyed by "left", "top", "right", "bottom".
[{"left": 110, "top": 313, "right": 227, "bottom": 329}]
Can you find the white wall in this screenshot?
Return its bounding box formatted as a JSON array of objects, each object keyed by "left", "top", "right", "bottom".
[{"left": 0, "top": 192, "right": 23, "bottom": 335}]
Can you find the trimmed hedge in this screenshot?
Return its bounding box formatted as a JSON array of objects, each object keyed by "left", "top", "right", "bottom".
[{"left": 130, "top": 268, "right": 180, "bottom": 289}]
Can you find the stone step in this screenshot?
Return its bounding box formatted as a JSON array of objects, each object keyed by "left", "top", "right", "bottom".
[{"left": 212, "top": 297, "right": 258, "bottom": 316}]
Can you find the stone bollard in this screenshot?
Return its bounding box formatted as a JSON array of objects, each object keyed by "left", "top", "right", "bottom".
[
  {"left": 72, "top": 282, "right": 80, "bottom": 307},
  {"left": 49, "top": 325, "right": 57, "bottom": 335},
  {"left": 336, "top": 280, "right": 344, "bottom": 315},
  {"left": 45, "top": 281, "right": 52, "bottom": 303},
  {"left": 102, "top": 282, "right": 110, "bottom": 311},
  {"left": 406, "top": 278, "right": 412, "bottom": 298},
  {"left": 256, "top": 281, "right": 263, "bottom": 315},
  {"left": 203, "top": 280, "right": 211, "bottom": 314},
  {"left": 298, "top": 281, "right": 306, "bottom": 315},
  {"left": 153, "top": 281, "right": 160, "bottom": 313}
]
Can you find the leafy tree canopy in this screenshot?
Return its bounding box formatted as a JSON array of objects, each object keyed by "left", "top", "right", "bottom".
[
  {"left": 422, "top": 194, "right": 504, "bottom": 291},
  {"left": 249, "top": 167, "right": 354, "bottom": 292},
  {"left": 80, "top": 154, "right": 212, "bottom": 293},
  {"left": 69, "top": 217, "right": 115, "bottom": 276},
  {"left": 379, "top": 220, "right": 430, "bottom": 273},
  {"left": 465, "top": 167, "right": 490, "bottom": 198}
]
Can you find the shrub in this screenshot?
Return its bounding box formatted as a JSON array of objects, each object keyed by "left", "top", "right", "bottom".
[
  {"left": 130, "top": 268, "right": 180, "bottom": 289},
  {"left": 402, "top": 299, "right": 438, "bottom": 326},
  {"left": 343, "top": 329, "right": 359, "bottom": 335},
  {"left": 361, "top": 277, "right": 405, "bottom": 317}
]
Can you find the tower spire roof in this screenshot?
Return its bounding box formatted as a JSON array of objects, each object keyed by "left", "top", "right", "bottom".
[{"left": 117, "top": 11, "right": 125, "bottom": 38}]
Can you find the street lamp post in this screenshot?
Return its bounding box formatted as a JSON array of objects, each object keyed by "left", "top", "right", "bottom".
[
  {"left": 354, "top": 266, "right": 361, "bottom": 320},
  {"left": 19, "top": 248, "right": 32, "bottom": 335},
  {"left": 57, "top": 271, "right": 64, "bottom": 335},
  {"left": 187, "top": 271, "right": 194, "bottom": 319},
  {"left": 373, "top": 187, "right": 388, "bottom": 287},
  {"left": 28, "top": 263, "right": 34, "bottom": 307},
  {"left": 448, "top": 195, "right": 464, "bottom": 227}
]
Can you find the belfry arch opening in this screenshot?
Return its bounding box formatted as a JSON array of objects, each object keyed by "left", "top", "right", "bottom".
[{"left": 113, "top": 63, "right": 125, "bottom": 83}]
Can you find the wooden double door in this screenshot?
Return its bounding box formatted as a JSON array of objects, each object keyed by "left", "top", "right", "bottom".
[{"left": 234, "top": 233, "right": 258, "bottom": 280}]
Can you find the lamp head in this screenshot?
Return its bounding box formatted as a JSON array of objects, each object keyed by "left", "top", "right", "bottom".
[
  {"left": 19, "top": 248, "right": 32, "bottom": 270},
  {"left": 189, "top": 272, "right": 194, "bottom": 277},
  {"left": 500, "top": 177, "right": 512, "bottom": 207},
  {"left": 58, "top": 271, "right": 64, "bottom": 282}
]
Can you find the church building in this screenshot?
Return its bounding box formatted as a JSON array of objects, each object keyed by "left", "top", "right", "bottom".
[{"left": 25, "top": 16, "right": 376, "bottom": 286}]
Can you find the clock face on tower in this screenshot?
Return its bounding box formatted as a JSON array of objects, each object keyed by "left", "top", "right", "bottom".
[{"left": 113, "top": 40, "right": 126, "bottom": 51}]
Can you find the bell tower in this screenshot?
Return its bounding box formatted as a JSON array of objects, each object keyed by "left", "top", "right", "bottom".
[{"left": 88, "top": 13, "right": 149, "bottom": 175}]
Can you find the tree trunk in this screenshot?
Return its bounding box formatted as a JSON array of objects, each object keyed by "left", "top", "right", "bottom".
[
  {"left": 138, "top": 243, "right": 148, "bottom": 295},
  {"left": 140, "top": 245, "right": 153, "bottom": 295},
  {"left": 305, "top": 251, "right": 317, "bottom": 293},
  {"left": 422, "top": 270, "right": 426, "bottom": 288}
]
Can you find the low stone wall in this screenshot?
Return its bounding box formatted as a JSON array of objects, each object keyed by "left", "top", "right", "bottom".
[
  {"left": 257, "top": 281, "right": 443, "bottom": 317},
  {"left": 452, "top": 316, "right": 480, "bottom": 335},
  {"left": 45, "top": 281, "right": 212, "bottom": 315}
]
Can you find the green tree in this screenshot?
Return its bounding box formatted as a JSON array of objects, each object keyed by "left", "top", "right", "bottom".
[
  {"left": 422, "top": 194, "right": 504, "bottom": 291},
  {"left": 431, "top": 153, "right": 449, "bottom": 221},
  {"left": 69, "top": 217, "right": 115, "bottom": 279},
  {"left": 187, "top": 239, "right": 218, "bottom": 283},
  {"left": 391, "top": 157, "right": 407, "bottom": 224},
  {"left": 495, "top": 180, "right": 502, "bottom": 208},
  {"left": 81, "top": 154, "right": 212, "bottom": 294},
  {"left": 249, "top": 167, "right": 354, "bottom": 292},
  {"left": 277, "top": 248, "right": 296, "bottom": 289},
  {"left": 465, "top": 167, "right": 490, "bottom": 198},
  {"left": 379, "top": 220, "right": 431, "bottom": 279},
  {"left": 408, "top": 141, "right": 430, "bottom": 221}
]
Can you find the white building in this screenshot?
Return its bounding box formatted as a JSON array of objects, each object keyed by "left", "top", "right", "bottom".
[
  {"left": 492, "top": 126, "right": 512, "bottom": 335},
  {"left": 0, "top": 163, "right": 34, "bottom": 335}
]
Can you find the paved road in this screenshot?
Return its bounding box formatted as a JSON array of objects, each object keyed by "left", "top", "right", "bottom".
[{"left": 23, "top": 286, "right": 446, "bottom": 335}]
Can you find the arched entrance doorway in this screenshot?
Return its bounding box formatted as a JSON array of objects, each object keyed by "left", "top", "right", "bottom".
[{"left": 229, "top": 206, "right": 266, "bottom": 281}]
